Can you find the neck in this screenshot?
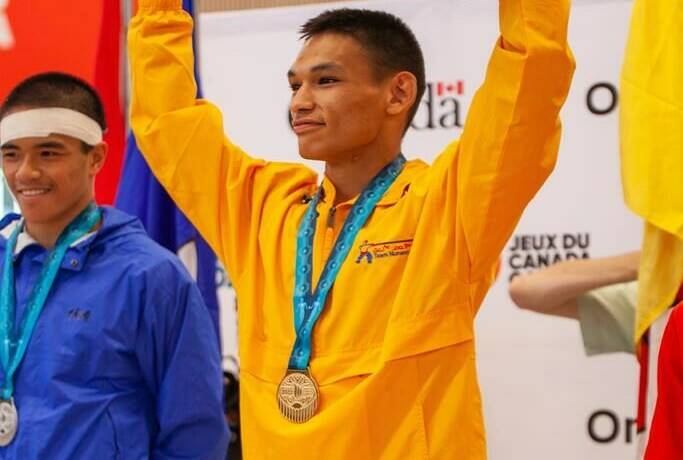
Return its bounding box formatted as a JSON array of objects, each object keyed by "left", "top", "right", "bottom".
[
  {"left": 325, "top": 148, "right": 402, "bottom": 205},
  {"left": 24, "top": 224, "right": 64, "bottom": 250},
  {"left": 24, "top": 201, "right": 93, "bottom": 249}
]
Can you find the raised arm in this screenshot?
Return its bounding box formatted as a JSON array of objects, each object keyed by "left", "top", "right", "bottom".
[
  {"left": 439, "top": 0, "right": 575, "bottom": 282},
  {"left": 129, "top": 0, "right": 200, "bottom": 137},
  {"left": 128, "top": 0, "right": 279, "bottom": 275},
  {"left": 509, "top": 251, "right": 640, "bottom": 317},
  {"left": 128, "top": 0, "right": 238, "bottom": 260}
]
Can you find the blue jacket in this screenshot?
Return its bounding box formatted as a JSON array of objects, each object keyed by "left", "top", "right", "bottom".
[{"left": 0, "top": 207, "right": 228, "bottom": 459}]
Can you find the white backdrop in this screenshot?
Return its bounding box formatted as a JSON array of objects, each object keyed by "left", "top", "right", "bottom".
[{"left": 200, "top": 1, "right": 642, "bottom": 458}]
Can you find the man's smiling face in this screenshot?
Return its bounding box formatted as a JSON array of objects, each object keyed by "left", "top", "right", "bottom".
[
  {"left": 288, "top": 32, "right": 390, "bottom": 163},
  {"left": 1, "top": 122, "right": 101, "bottom": 232}
]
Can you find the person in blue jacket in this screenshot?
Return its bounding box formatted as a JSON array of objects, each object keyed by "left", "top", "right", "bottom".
[{"left": 0, "top": 72, "right": 229, "bottom": 458}]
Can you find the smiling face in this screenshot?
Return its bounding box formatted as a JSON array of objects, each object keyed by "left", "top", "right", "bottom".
[
  {"left": 0, "top": 129, "right": 105, "bottom": 236},
  {"left": 288, "top": 33, "right": 394, "bottom": 163}
]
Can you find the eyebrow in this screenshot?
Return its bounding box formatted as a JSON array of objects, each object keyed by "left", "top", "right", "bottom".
[
  {"left": 34, "top": 141, "right": 67, "bottom": 149},
  {"left": 287, "top": 62, "right": 344, "bottom": 78},
  {"left": 1, "top": 140, "right": 67, "bottom": 150}
]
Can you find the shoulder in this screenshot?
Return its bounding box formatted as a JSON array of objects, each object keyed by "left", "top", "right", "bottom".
[
  {"left": 0, "top": 214, "right": 21, "bottom": 254},
  {"left": 255, "top": 160, "right": 319, "bottom": 192},
  {"left": 90, "top": 207, "right": 193, "bottom": 285},
  {"left": 406, "top": 142, "right": 458, "bottom": 196},
  {"left": 404, "top": 158, "right": 429, "bottom": 196},
  {"left": 0, "top": 213, "right": 21, "bottom": 237}
]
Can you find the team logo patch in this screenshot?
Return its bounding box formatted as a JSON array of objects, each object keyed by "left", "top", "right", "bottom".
[
  {"left": 355, "top": 239, "right": 413, "bottom": 264},
  {"left": 68, "top": 308, "right": 91, "bottom": 321}
]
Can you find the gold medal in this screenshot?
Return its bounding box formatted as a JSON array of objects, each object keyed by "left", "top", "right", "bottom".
[{"left": 277, "top": 369, "right": 319, "bottom": 423}]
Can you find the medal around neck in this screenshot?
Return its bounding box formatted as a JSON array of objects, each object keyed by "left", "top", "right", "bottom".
[
  {"left": 276, "top": 369, "right": 319, "bottom": 423},
  {"left": 0, "top": 399, "right": 17, "bottom": 446},
  {"left": 0, "top": 203, "right": 101, "bottom": 445},
  {"left": 278, "top": 154, "right": 406, "bottom": 423}
]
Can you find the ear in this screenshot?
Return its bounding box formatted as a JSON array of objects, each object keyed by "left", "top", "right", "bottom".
[
  {"left": 386, "top": 71, "right": 417, "bottom": 117},
  {"left": 88, "top": 142, "right": 108, "bottom": 176}
]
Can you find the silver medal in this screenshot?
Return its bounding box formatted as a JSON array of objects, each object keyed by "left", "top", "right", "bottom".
[{"left": 0, "top": 399, "right": 17, "bottom": 446}]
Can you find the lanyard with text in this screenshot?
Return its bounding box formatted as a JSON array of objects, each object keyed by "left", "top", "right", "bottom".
[{"left": 0, "top": 203, "right": 101, "bottom": 401}]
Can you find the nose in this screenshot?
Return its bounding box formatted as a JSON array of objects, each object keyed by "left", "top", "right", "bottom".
[
  {"left": 15, "top": 156, "right": 41, "bottom": 182},
  {"left": 290, "top": 83, "right": 315, "bottom": 115}
]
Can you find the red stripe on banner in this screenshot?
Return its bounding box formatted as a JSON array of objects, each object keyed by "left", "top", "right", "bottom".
[
  {"left": 644, "top": 303, "right": 683, "bottom": 459},
  {"left": 93, "top": 0, "right": 124, "bottom": 205},
  {"left": 637, "top": 330, "right": 650, "bottom": 433}
]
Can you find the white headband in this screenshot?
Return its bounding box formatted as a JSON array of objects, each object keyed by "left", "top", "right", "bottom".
[{"left": 0, "top": 107, "right": 103, "bottom": 146}]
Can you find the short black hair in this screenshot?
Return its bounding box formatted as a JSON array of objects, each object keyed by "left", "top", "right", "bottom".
[
  {"left": 0, "top": 72, "right": 107, "bottom": 132},
  {"left": 300, "top": 9, "right": 425, "bottom": 133}
]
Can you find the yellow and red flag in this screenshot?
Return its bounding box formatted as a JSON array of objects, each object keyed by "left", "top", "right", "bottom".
[
  {"left": 621, "top": 0, "right": 683, "bottom": 454},
  {"left": 620, "top": 0, "right": 683, "bottom": 345}
]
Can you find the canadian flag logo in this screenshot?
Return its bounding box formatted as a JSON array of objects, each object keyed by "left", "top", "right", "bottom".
[
  {"left": 435, "top": 81, "right": 464, "bottom": 97},
  {"left": 0, "top": 0, "right": 14, "bottom": 50}
]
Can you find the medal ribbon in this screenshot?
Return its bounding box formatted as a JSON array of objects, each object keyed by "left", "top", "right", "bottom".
[
  {"left": 0, "top": 203, "right": 101, "bottom": 400},
  {"left": 289, "top": 154, "right": 406, "bottom": 370}
]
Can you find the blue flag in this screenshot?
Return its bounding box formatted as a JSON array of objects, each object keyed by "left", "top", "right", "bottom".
[{"left": 116, "top": 0, "right": 221, "bottom": 340}]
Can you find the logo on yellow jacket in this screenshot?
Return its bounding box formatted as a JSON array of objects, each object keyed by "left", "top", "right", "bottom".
[{"left": 355, "top": 239, "right": 413, "bottom": 264}]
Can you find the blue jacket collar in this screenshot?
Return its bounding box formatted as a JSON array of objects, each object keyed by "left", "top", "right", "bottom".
[{"left": 0, "top": 207, "right": 146, "bottom": 271}]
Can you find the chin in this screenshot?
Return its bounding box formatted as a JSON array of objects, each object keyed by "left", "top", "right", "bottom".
[
  {"left": 298, "top": 150, "right": 328, "bottom": 161},
  {"left": 297, "top": 141, "right": 330, "bottom": 161},
  {"left": 20, "top": 212, "right": 57, "bottom": 227}
]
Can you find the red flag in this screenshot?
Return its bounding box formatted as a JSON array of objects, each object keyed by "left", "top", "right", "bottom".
[
  {"left": 645, "top": 302, "right": 683, "bottom": 458},
  {"left": 0, "top": 0, "right": 124, "bottom": 205}
]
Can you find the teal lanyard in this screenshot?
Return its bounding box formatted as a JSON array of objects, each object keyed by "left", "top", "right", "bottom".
[
  {"left": 289, "top": 155, "right": 406, "bottom": 370},
  {"left": 0, "top": 203, "right": 101, "bottom": 400}
]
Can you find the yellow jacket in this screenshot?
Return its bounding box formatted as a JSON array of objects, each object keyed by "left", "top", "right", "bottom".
[{"left": 129, "top": 1, "right": 574, "bottom": 458}]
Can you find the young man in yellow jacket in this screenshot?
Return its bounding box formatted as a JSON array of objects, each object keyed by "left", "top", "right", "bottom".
[{"left": 128, "top": 1, "right": 574, "bottom": 458}]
